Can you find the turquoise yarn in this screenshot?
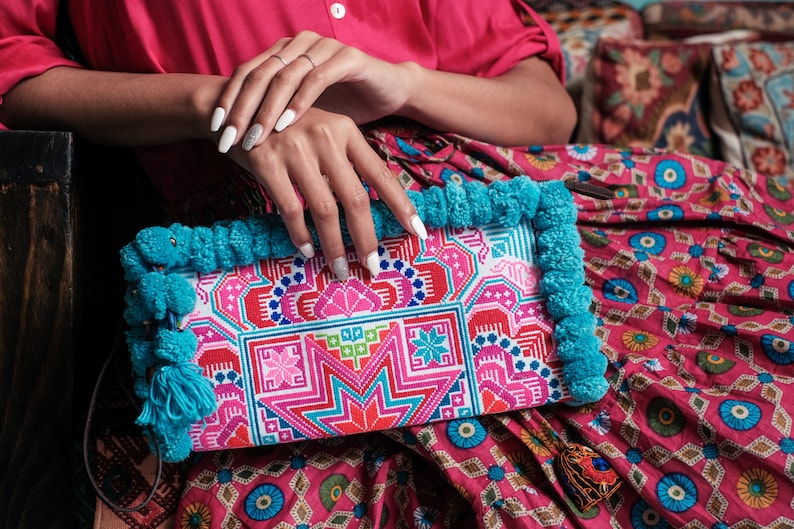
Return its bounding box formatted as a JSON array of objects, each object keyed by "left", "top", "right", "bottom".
[
  {"left": 136, "top": 362, "right": 216, "bottom": 431},
  {"left": 120, "top": 177, "right": 608, "bottom": 461}
]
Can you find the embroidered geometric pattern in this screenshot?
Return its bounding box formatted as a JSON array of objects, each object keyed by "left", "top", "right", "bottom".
[{"left": 180, "top": 221, "right": 565, "bottom": 451}]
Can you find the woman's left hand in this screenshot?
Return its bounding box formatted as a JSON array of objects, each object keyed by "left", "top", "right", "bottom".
[{"left": 211, "top": 31, "right": 413, "bottom": 153}]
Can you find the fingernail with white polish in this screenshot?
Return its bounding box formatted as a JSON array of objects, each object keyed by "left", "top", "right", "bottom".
[
  {"left": 210, "top": 107, "right": 226, "bottom": 132},
  {"left": 365, "top": 252, "right": 380, "bottom": 278},
  {"left": 332, "top": 256, "right": 349, "bottom": 281},
  {"left": 410, "top": 215, "right": 428, "bottom": 240},
  {"left": 274, "top": 109, "right": 296, "bottom": 132},
  {"left": 299, "top": 243, "right": 315, "bottom": 259},
  {"left": 242, "top": 124, "right": 264, "bottom": 151},
  {"left": 218, "top": 125, "right": 237, "bottom": 153}
]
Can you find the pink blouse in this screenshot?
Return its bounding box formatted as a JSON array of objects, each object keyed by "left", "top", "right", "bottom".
[{"left": 0, "top": 0, "right": 564, "bottom": 217}]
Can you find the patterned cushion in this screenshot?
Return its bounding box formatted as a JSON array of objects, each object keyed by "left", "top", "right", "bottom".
[
  {"left": 643, "top": 1, "right": 794, "bottom": 41},
  {"left": 577, "top": 32, "right": 757, "bottom": 156},
  {"left": 528, "top": 2, "right": 644, "bottom": 112},
  {"left": 710, "top": 40, "right": 794, "bottom": 183},
  {"left": 577, "top": 37, "right": 716, "bottom": 155}
]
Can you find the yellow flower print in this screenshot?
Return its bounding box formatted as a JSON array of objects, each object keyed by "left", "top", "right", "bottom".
[
  {"left": 523, "top": 152, "right": 558, "bottom": 171},
  {"left": 669, "top": 265, "right": 704, "bottom": 298},
  {"left": 181, "top": 502, "right": 212, "bottom": 529},
  {"left": 520, "top": 428, "right": 552, "bottom": 457},
  {"left": 622, "top": 329, "right": 660, "bottom": 352},
  {"left": 737, "top": 468, "right": 778, "bottom": 509}
]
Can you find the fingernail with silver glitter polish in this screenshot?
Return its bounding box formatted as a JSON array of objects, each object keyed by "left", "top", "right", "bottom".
[
  {"left": 217, "top": 125, "right": 237, "bottom": 153},
  {"left": 410, "top": 215, "right": 428, "bottom": 240},
  {"left": 365, "top": 252, "right": 380, "bottom": 278},
  {"left": 210, "top": 107, "right": 226, "bottom": 132},
  {"left": 299, "top": 243, "right": 315, "bottom": 260},
  {"left": 332, "top": 256, "right": 349, "bottom": 281},
  {"left": 242, "top": 124, "right": 264, "bottom": 151}
]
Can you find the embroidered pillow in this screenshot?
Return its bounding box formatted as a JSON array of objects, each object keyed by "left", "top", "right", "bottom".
[
  {"left": 537, "top": 3, "right": 644, "bottom": 108},
  {"left": 710, "top": 40, "right": 794, "bottom": 183},
  {"left": 577, "top": 37, "right": 718, "bottom": 156},
  {"left": 642, "top": 1, "right": 794, "bottom": 42}
]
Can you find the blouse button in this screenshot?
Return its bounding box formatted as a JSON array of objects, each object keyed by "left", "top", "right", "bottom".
[{"left": 330, "top": 2, "right": 346, "bottom": 19}]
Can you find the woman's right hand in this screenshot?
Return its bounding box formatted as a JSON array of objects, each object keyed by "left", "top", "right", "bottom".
[
  {"left": 210, "top": 31, "right": 414, "bottom": 154},
  {"left": 225, "top": 107, "right": 427, "bottom": 281}
]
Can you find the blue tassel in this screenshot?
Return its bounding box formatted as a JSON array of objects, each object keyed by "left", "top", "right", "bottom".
[{"left": 136, "top": 362, "right": 217, "bottom": 431}]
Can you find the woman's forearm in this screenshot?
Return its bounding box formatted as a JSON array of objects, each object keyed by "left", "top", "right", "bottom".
[
  {"left": 0, "top": 67, "right": 225, "bottom": 146},
  {"left": 397, "top": 57, "right": 577, "bottom": 147}
]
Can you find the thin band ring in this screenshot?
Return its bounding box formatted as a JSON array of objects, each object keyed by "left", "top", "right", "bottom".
[
  {"left": 271, "top": 54, "right": 289, "bottom": 66},
  {"left": 298, "top": 53, "right": 317, "bottom": 68}
]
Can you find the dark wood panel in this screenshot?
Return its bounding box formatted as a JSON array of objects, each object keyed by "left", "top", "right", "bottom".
[{"left": 0, "top": 131, "right": 76, "bottom": 529}]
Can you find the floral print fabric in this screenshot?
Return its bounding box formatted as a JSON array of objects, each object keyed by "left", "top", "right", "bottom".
[
  {"left": 577, "top": 37, "right": 719, "bottom": 158},
  {"left": 712, "top": 40, "right": 794, "bottom": 184},
  {"left": 177, "top": 129, "right": 794, "bottom": 528}
]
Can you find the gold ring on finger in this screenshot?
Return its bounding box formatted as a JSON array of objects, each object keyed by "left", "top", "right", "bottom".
[
  {"left": 271, "top": 54, "right": 289, "bottom": 66},
  {"left": 298, "top": 53, "right": 317, "bottom": 68}
]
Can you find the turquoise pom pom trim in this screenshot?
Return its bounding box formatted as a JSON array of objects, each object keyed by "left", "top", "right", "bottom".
[{"left": 120, "top": 177, "right": 608, "bottom": 462}]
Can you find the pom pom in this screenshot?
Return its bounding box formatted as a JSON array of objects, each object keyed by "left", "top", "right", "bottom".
[
  {"left": 123, "top": 286, "right": 151, "bottom": 325},
  {"left": 445, "top": 182, "right": 471, "bottom": 228},
  {"left": 154, "top": 328, "right": 198, "bottom": 363},
  {"left": 127, "top": 327, "right": 156, "bottom": 377},
  {"left": 213, "top": 223, "right": 235, "bottom": 269},
  {"left": 168, "top": 223, "right": 194, "bottom": 267},
  {"left": 369, "top": 201, "right": 386, "bottom": 241},
  {"left": 136, "top": 362, "right": 217, "bottom": 431},
  {"left": 268, "top": 218, "right": 295, "bottom": 258},
  {"left": 164, "top": 273, "right": 196, "bottom": 317},
  {"left": 153, "top": 427, "right": 194, "bottom": 463},
  {"left": 191, "top": 226, "right": 218, "bottom": 274},
  {"left": 246, "top": 216, "right": 272, "bottom": 260},
  {"left": 545, "top": 284, "right": 593, "bottom": 320},
  {"left": 119, "top": 243, "right": 149, "bottom": 282},
  {"left": 512, "top": 176, "right": 540, "bottom": 221},
  {"left": 139, "top": 272, "right": 168, "bottom": 320},
  {"left": 423, "top": 186, "right": 448, "bottom": 228},
  {"left": 539, "top": 268, "right": 586, "bottom": 295},
  {"left": 228, "top": 220, "right": 253, "bottom": 265},
  {"left": 407, "top": 190, "right": 425, "bottom": 223},
  {"left": 534, "top": 205, "right": 578, "bottom": 231},
  {"left": 136, "top": 226, "right": 178, "bottom": 270},
  {"left": 488, "top": 180, "right": 521, "bottom": 227},
  {"left": 537, "top": 179, "right": 572, "bottom": 210},
  {"left": 464, "top": 180, "right": 493, "bottom": 226},
  {"left": 563, "top": 355, "right": 610, "bottom": 404},
  {"left": 555, "top": 334, "right": 601, "bottom": 363},
  {"left": 554, "top": 313, "right": 597, "bottom": 343}
]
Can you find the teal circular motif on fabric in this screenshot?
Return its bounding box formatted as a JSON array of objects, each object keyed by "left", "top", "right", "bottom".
[
  {"left": 244, "top": 483, "right": 284, "bottom": 521},
  {"left": 631, "top": 498, "right": 670, "bottom": 528},
  {"left": 654, "top": 160, "right": 686, "bottom": 190},
  {"left": 656, "top": 473, "right": 697, "bottom": 512},
  {"left": 629, "top": 232, "right": 666, "bottom": 255},
  {"left": 647, "top": 205, "right": 684, "bottom": 222},
  {"left": 647, "top": 397, "right": 686, "bottom": 437},
  {"left": 761, "top": 334, "right": 794, "bottom": 365},
  {"left": 719, "top": 399, "right": 761, "bottom": 430},
  {"left": 447, "top": 418, "right": 487, "bottom": 448},
  {"left": 603, "top": 278, "right": 639, "bottom": 304}
]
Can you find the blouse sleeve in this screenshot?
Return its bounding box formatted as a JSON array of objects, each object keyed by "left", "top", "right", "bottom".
[
  {"left": 0, "top": 0, "right": 83, "bottom": 126},
  {"left": 425, "top": 0, "right": 565, "bottom": 83}
]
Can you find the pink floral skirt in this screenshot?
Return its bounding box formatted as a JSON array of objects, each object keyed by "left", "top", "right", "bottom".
[{"left": 167, "top": 125, "right": 794, "bottom": 529}]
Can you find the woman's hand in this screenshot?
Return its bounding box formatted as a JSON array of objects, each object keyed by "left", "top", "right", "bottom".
[
  {"left": 226, "top": 107, "right": 426, "bottom": 280},
  {"left": 212, "top": 31, "right": 412, "bottom": 153}
]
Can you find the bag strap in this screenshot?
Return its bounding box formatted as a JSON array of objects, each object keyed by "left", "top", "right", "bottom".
[{"left": 82, "top": 327, "right": 163, "bottom": 513}]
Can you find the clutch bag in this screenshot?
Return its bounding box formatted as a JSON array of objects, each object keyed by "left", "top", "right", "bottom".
[{"left": 120, "top": 178, "right": 608, "bottom": 461}]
